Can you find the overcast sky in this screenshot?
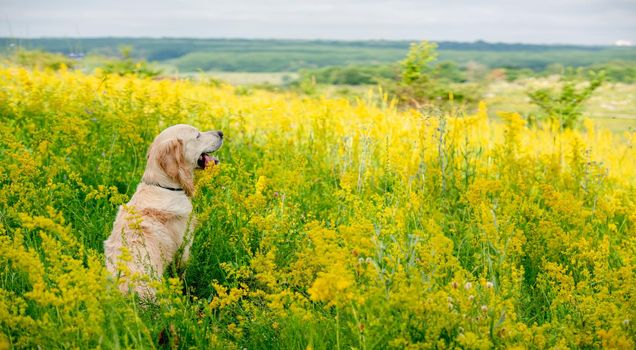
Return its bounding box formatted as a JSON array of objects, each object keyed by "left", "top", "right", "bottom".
[{"left": 1, "top": 0, "right": 635, "bottom": 45}]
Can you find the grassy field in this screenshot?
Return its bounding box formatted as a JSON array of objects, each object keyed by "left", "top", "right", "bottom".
[
  {"left": 483, "top": 78, "right": 636, "bottom": 132},
  {"left": 1, "top": 67, "right": 635, "bottom": 348},
  {"left": 194, "top": 71, "right": 298, "bottom": 86}
]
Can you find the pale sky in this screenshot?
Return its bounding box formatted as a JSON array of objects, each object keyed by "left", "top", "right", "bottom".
[{"left": 1, "top": 0, "right": 635, "bottom": 45}]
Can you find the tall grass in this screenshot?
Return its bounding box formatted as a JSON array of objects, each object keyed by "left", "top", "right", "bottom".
[{"left": 0, "top": 66, "right": 634, "bottom": 348}]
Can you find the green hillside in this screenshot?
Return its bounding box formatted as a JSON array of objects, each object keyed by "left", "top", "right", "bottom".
[{"left": 2, "top": 38, "right": 635, "bottom": 72}]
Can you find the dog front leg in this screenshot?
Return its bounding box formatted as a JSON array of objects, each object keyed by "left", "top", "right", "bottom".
[{"left": 178, "top": 217, "right": 197, "bottom": 268}]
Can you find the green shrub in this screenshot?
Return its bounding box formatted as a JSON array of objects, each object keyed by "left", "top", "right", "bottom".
[
  {"left": 5, "top": 49, "right": 75, "bottom": 70},
  {"left": 99, "top": 46, "right": 162, "bottom": 78},
  {"left": 528, "top": 72, "right": 604, "bottom": 129}
]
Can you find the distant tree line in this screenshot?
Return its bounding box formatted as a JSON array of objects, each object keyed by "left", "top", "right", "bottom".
[{"left": 1, "top": 37, "right": 634, "bottom": 73}]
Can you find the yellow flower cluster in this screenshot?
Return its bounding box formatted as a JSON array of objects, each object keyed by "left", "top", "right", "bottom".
[{"left": 0, "top": 66, "right": 634, "bottom": 348}]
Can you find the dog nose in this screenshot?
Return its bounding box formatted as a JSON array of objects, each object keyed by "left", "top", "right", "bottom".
[{"left": 217, "top": 131, "right": 224, "bottom": 139}]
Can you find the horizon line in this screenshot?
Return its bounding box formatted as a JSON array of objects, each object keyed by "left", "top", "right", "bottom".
[{"left": 0, "top": 36, "right": 625, "bottom": 48}]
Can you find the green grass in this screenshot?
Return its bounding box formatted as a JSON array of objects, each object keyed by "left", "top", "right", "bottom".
[{"left": 1, "top": 67, "right": 635, "bottom": 349}]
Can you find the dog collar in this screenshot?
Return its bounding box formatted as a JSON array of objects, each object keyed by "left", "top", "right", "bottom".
[{"left": 143, "top": 182, "right": 183, "bottom": 192}]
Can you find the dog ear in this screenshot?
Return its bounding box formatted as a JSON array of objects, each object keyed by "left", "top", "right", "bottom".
[{"left": 152, "top": 138, "right": 194, "bottom": 196}]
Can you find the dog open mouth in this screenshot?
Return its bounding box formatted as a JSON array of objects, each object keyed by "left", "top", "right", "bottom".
[{"left": 197, "top": 153, "right": 219, "bottom": 169}]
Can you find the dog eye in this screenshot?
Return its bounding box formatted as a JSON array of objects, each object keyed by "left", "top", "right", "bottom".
[{"left": 196, "top": 132, "right": 201, "bottom": 139}]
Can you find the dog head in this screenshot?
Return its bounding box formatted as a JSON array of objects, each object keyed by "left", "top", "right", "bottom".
[{"left": 142, "top": 124, "right": 223, "bottom": 196}]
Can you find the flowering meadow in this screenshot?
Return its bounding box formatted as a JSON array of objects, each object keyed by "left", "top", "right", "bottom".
[{"left": 0, "top": 66, "right": 635, "bottom": 349}]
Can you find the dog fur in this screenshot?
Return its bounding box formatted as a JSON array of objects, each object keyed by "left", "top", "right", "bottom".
[{"left": 104, "top": 124, "right": 222, "bottom": 297}]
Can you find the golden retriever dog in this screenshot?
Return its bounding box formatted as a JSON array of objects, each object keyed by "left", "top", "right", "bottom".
[{"left": 104, "top": 124, "right": 223, "bottom": 297}]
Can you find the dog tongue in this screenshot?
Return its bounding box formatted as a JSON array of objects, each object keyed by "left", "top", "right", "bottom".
[
  {"left": 202, "top": 154, "right": 212, "bottom": 168},
  {"left": 202, "top": 154, "right": 219, "bottom": 168}
]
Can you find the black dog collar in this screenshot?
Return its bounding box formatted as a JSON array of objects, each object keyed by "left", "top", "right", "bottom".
[{"left": 143, "top": 182, "right": 183, "bottom": 192}]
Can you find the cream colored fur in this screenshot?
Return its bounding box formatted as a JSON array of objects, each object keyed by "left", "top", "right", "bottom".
[{"left": 104, "top": 124, "right": 222, "bottom": 298}]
